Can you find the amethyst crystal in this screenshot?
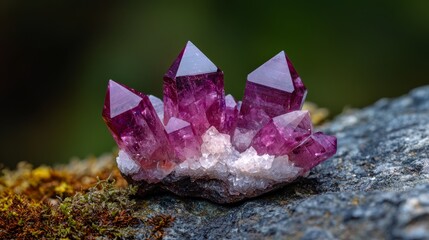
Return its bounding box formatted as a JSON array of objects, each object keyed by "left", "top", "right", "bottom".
[
  {"left": 102, "top": 80, "right": 175, "bottom": 182},
  {"left": 219, "top": 94, "right": 239, "bottom": 135},
  {"left": 102, "top": 41, "right": 337, "bottom": 203},
  {"left": 289, "top": 132, "right": 337, "bottom": 171},
  {"left": 163, "top": 41, "right": 225, "bottom": 136},
  {"left": 165, "top": 117, "right": 202, "bottom": 161},
  {"left": 232, "top": 51, "right": 307, "bottom": 152},
  {"left": 250, "top": 110, "right": 313, "bottom": 157}
]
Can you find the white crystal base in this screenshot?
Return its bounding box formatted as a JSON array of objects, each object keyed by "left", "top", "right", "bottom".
[{"left": 117, "top": 127, "right": 304, "bottom": 195}]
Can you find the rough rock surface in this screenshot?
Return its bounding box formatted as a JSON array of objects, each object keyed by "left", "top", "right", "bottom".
[{"left": 134, "top": 86, "right": 429, "bottom": 240}]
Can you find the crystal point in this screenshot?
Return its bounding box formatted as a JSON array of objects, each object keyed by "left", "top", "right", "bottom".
[
  {"left": 247, "top": 51, "right": 294, "bottom": 92},
  {"left": 102, "top": 80, "right": 174, "bottom": 181},
  {"left": 242, "top": 51, "right": 307, "bottom": 116},
  {"left": 163, "top": 41, "right": 225, "bottom": 135},
  {"left": 175, "top": 41, "right": 218, "bottom": 77},
  {"left": 148, "top": 95, "right": 164, "bottom": 123},
  {"left": 219, "top": 94, "right": 239, "bottom": 134},
  {"left": 289, "top": 132, "right": 337, "bottom": 170},
  {"left": 165, "top": 117, "right": 201, "bottom": 161},
  {"left": 105, "top": 80, "right": 142, "bottom": 118},
  {"left": 232, "top": 52, "right": 307, "bottom": 152},
  {"left": 251, "top": 110, "right": 312, "bottom": 156}
]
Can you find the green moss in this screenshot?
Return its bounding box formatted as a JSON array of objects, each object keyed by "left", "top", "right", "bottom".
[{"left": 0, "top": 158, "right": 175, "bottom": 239}]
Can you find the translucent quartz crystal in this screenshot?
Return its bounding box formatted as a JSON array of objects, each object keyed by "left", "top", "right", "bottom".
[
  {"left": 148, "top": 95, "right": 164, "bottom": 123},
  {"left": 232, "top": 51, "right": 307, "bottom": 152},
  {"left": 102, "top": 80, "right": 175, "bottom": 182},
  {"left": 219, "top": 94, "right": 239, "bottom": 135},
  {"left": 289, "top": 132, "right": 337, "bottom": 171},
  {"left": 251, "top": 110, "right": 312, "bottom": 156},
  {"left": 163, "top": 41, "right": 225, "bottom": 135},
  {"left": 165, "top": 117, "right": 202, "bottom": 161}
]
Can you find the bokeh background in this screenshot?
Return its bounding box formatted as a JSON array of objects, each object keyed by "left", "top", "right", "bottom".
[{"left": 1, "top": 1, "right": 428, "bottom": 167}]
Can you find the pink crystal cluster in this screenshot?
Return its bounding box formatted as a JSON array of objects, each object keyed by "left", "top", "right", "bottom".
[{"left": 102, "top": 41, "right": 337, "bottom": 183}]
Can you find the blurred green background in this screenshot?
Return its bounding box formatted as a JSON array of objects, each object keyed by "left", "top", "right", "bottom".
[{"left": 1, "top": 1, "right": 428, "bottom": 167}]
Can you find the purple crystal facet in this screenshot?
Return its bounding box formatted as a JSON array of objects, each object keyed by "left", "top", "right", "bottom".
[
  {"left": 242, "top": 51, "right": 307, "bottom": 117},
  {"left": 219, "top": 94, "right": 239, "bottom": 135},
  {"left": 289, "top": 132, "right": 337, "bottom": 170},
  {"left": 163, "top": 41, "right": 225, "bottom": 135},
  {"left": 251, "top": 110, "right": 312, "bottom": 156},
  {"left": 232, "top": 51, "right": 307, "bottom": 152},
  {"left": 102, "top": 80, "right": 174, "bottom": 176},
  {"left": 165, "top": 117, "right": 202, "bottom": 161},
  {"left": 148, "top": 95, "right": 164, "bottom": 123}
]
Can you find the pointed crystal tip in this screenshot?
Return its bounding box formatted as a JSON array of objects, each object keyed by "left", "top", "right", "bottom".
[
  {"left": 165, "top": 117, "right": 191, "bottom": 133},
  {"left": 103, "top": 80, "right": 142, "bottom": 118},
  {"left": 289, "top": 132, "right": 337, "bottom": 170},
  {"left": 166, "top": 41, "right": 218, "bottom": 78},
  {"left": 163, "top": 41, "right": 225, "bottom": 135},
  {"left": 248, "top": 51, "right": 294, "bottom": 92}
]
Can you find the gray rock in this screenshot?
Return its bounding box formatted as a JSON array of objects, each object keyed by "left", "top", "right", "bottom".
[{"left": 134, "top": 86, "right": 429, "bottom": 240}]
